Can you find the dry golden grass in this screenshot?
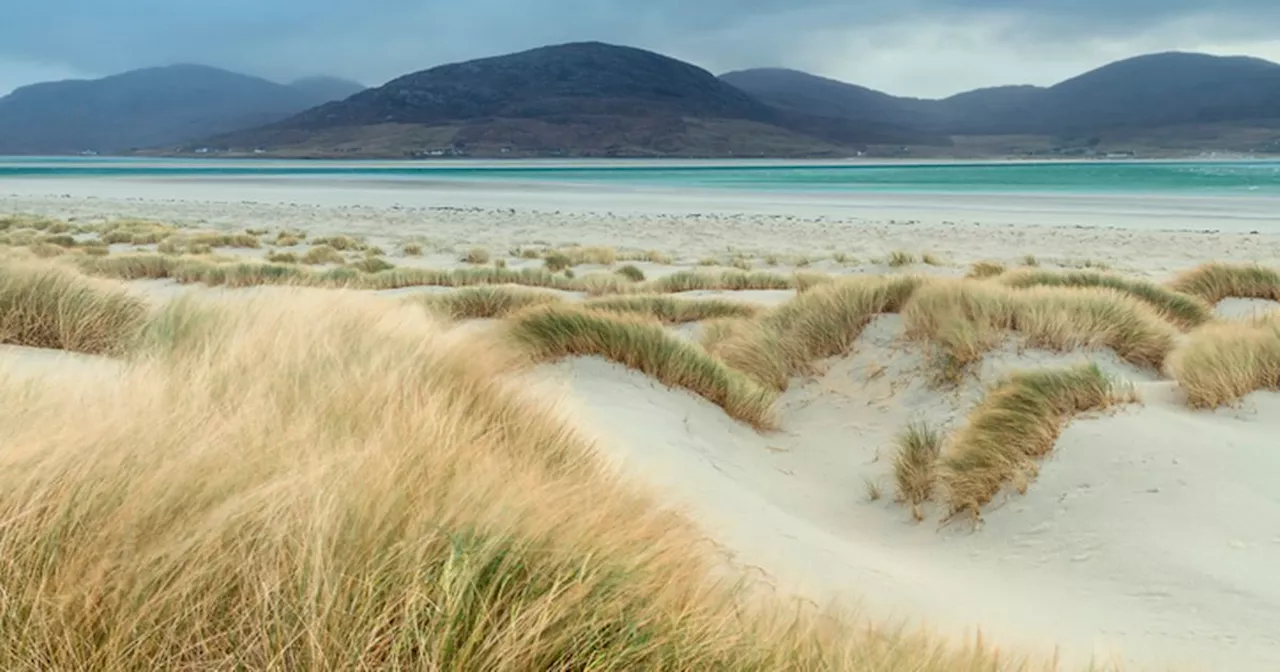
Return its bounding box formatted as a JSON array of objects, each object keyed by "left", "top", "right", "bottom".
[
  {"left": 903, "top": 281, "right": 1177, "bottom": 382},
  {"left": 583, "top": 294, "right": 761, "bottom": 324},
  {"left": 1002, "top": 269, "right": 1213, "bottom": 329},
  {"left": 1167, "top": 313, "right": 1280, "bottom": 408},
  {"left": 940, "top": 364, "right": 1130, "bottom": 519},
  {"left": 0, "top": 285, "right": 1054, "bottom": 670},
  {"left": 648, "top": 269, "right": 794, "bottom": 293},
  {"left": 413, "top": 285, "right": 565, "bottom": 319},
  {"left": 509, "top": 305, "right": 778, "bottom": 428},
  {"left": 887, "top": 251, "right": 916, "bottom": 267},
  {"left": 617, "top": 249, "right": 674, "bottom": 265},
  {"left": 615, "top": 264, "right": 646, "bottom": 282},
  {"left": 894, "top": 422, "right": 943, "bottom": 521},
  {"left": 300, "top": 244, "right": 346, "bottom": 265},
  {"left": 462, "top": 246, "right": 491, "bottom": 264},
  {"left": 1169, "top": 262, "right": 1280, "bottom": 304},
  {"left": 968, "top": 261, "right": 1007, "bottom": 279},
  {"left": 310, "top": 234, "right": 364, "bottom": 251},
  {"left": 707, "top": 276, "right": 923, "bottom": 390},
  {"left": 0, "top": 263, "right": 145, "bottom": 355}
]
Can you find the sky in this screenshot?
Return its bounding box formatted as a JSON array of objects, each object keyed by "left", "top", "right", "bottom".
[{"left": 3, "top": 1, "right": 1280, "bottom": 98}]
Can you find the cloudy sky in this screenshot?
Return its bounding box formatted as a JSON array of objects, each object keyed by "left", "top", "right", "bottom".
[{"left": 2, "top": 1, "right": 1280, "bottom": 97}]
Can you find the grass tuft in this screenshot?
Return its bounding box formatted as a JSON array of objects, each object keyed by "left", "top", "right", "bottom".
[
  {"left": 887, "top": 251, "right": 916, "bottom": 267},
  {"left": 903, "top": 281, "right": 1177, "bottom": 380},
  {"left": 615, "top": 264, "right": 646, "bottom": 282},
  {"left": 300, "top": 245, "right": 345, "bottom": 265},
  {"left": 462, "top": 246, "right": 491, "bottom": 265},
  {"left": 509, "top": 305, "right": 777, "bottom": 428},
  {"left": 649, "top": 270, "right": 793, "bottom": 293},
  {"left": 893, "top": 422, "right": 943, "bottom": 521},
  {"left": 0, "top": 264, "right": 145, "bottom": 355},
  {"left": 413, "top": 285, "right": 565, "bottom": 320},
  {"left": 940, "top": 364, "right": 1129, "bottom": 518},
  {"left": 583, "top": 294, "right": 761, "bottom": 324},
  {"left": 707, "top": 276, "right": 923, "bottom": 390},
  {"left": 1167, "top": 314, "right": 1280, "bottom": 408},
  {"left": 1169, "top": 262, "right": 1280, "bottom": 304},
  {"left": 968, "top": 261, "right": 1007, "bottom": 279},
  {"left": 1002, "top": 268, "right": 1213, "bottom": 329}
]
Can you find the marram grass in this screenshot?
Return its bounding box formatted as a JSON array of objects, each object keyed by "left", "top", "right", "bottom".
[
  {"left": 1167, "top": 313, "right": 1280, "bottom": 408},
  {"left": 0, "top": 263, "right": 146, "bottom": 355},
  {"left": 707, "top": 276, "right": 924, "bottom": 390},
  {"left": 1001, "top": 268, "right": 1212, "bottom": 329},
  {"left": 940, "top": 363, "right": 1131, "bottom": 518},
  {"left": 1169, "top": 262, "right": 1280, "bottom": 304},
  {"left": 508, "top": 305, "right": 778, "bottom": 429},
  {"left": 903, "top": 281, "right": 1177, "bottom": 381}
]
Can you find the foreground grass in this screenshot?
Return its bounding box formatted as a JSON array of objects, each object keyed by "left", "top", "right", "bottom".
[
  {"left": 940, "top": 364, "right": 1131, "bottom": 518},
  {"left": 0, "top": 289, "right": 866, "bottom": 669},
  {"left": 0, "top": 263, "right": 145, "bottom": 355},
  {"left": 1167, "top": 313, "right": 1280, "bottom": 408},
  {"left": 1001, "top": 269, "right": 1213, "bottom": 329},
  {"left": 706, "top": 276, "right": 923, "bottom": 390},
  {"left": 509, "top": 305, "right": 778, "bottom": 429},
  {"left": 1169, "top": 262, "right": 1280, "bottom": 304},
  {"left": 903, "top": 281, "right": 1177, "bottom": 382}
]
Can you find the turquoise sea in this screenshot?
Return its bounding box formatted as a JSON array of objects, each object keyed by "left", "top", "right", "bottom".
[{"left": 4, "top": 157, "right": 1280, "bottom": 195}]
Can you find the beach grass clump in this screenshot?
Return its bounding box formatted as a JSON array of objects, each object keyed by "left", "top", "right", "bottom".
[
  {"left": 543, "top": 251, "right": 573, "bottom": 272},
  {"left": 97, "top": 219, "right": 176, "bottom": 245},
  {"left": 921, "top": 253, "right": 944, "bottom": 267},
  {"left": 509, "top": 305, "right": 777, "bottom": 428},
  {"left": 310, "top": 234, "right": 364, "bottom": 251},
  {"left": 265, "top": 251, "right": 299, "bottom": 264},
  {"left": 413, "top": 285, "right": 565, "bottom": 320},
  {"left": 903, "top": 281, "right": 1178, "bottom": 379},
  {"left": 0, "top": 263, "right": 146, "bottom": 355},
  {"left": 794, "top": 272, "right": 834, "bottom": 293},
  {"left": 462, "top": 246, "right": 491, "bottom": 265},
  {"left": 76, "top": 253, "right": 182, "bottom": 280},
  {"left": 887, "top": 251, "right": 916, "bottom": 267},
  {"left": 28, "top": 242, "right": 68, "bottom": 258},
  {"left": 0, "top": 288, "right": 1035, "bottom": 670},
  {"left": 583, "top": 294, "right": 761, "bottom": 324},
  {"left": 400, "top": 242, "right": 423, "bottom": 256},
  {"left": 1169, "top": 262, "right": 1280, "bottom": 304},
  {"left": 940, "top": 363, "right": 1128, "bottom": 518},
  {"left": 968, "top": 261, "right": 1007, "bottom": 279},
  {"left": 893, "top": 421, "right": 944, "bottom": 521},
  {"left": 1002, "top": 268, "right": 1213, "bottom": 329},
  {"left": 614, "top": 264, "right": 646, "bottom": 282},
  {"left": 649, "top": 269, "right": 794, "bottom": 293},
  {"left": 351, "top": 256, "right": 395, "bottom": 274},
  {"left": 618, "top": 249, "right": 673, "bottom": 265},
  {"left": 300, "top": 244, "right": 345, "bottom": 265},
  {"left": 1167, "top": 314, "right": 1280, "bottom": 408},
  {"left": 707, "top": 276, "right": 924, "bottom": 390}
]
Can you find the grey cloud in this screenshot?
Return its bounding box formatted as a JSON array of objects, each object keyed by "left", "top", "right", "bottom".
[{"left": 2, "top": 1, "right": 1280, "bottom": 95}]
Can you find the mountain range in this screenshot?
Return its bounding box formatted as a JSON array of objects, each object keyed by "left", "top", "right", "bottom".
[
  {"left": 5, "top": 42, "right": 1280, "bottom": 158},
  {"left": 0, "top": 65, "right": 364, "bottom": 154}
]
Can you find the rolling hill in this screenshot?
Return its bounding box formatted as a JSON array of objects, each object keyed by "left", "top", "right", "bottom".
[
  {"left": 202, "top": 42, "right": 945, "bottom": 158},
  {"left": 0, "top": 65, "right": 364, "bottom": 155},
  {"left": 723, "top": 52, "right": 1280, "bottom": 141}
]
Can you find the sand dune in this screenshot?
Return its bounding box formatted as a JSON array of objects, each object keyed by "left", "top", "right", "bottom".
[
  {"left": 4, "top": 182, "right": 1280, "bottom": 669},
  {"left": 541, "top": 316, "right": 1280, "bottom": 670}
]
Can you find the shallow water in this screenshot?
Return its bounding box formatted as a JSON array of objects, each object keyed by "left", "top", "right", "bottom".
[{"left": 7, "top": 157, "right": 1280, "bottom": 195}]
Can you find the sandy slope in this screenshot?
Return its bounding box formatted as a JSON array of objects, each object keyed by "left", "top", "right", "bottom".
[{"left": 537, "top": 317, "right": 1280, "bottom": 670}]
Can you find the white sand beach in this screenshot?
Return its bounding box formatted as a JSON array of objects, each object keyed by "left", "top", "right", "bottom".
[{"left": 3, "top": 175, "right": 1280, "bottom": 670}]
